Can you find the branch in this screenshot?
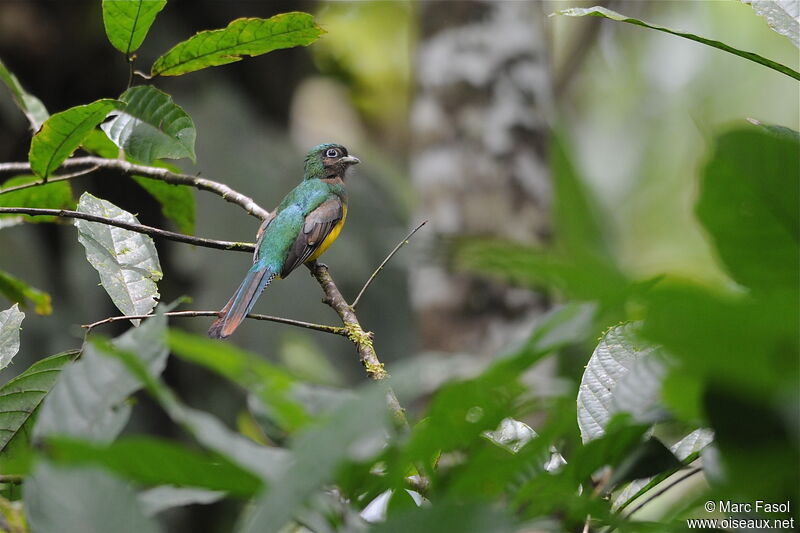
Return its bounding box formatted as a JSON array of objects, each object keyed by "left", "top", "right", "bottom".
[
  {"left": 351, "top": 220, "right": 427, "bottom": 309},
  {"left": 82, "top": 310, "right": 345, "bottom": 336},
  {"left": 0, "top": 156, "right": 270, "bottom": 220},
  {"left": 308, "top": 261, "right": 409, "bottom": 429},
  {"left": 0, "top": 207, "right": 255, "bottom": 253},
  {"left": 0, "top": 164, "right": 102, "bottom": 195}
]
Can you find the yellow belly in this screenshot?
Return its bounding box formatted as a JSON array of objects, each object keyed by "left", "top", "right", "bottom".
[{"left": 306, "top": 205, "right": 347, "bottom": 262}]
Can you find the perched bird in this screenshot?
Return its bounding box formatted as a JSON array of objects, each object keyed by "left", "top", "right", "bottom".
[{"left": 208, "top": 143, "right": 359, "bottom": 339}]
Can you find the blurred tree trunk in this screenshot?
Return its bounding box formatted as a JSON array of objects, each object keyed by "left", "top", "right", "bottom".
[{"left": 410, "top": 1, "right": 553, "bottom": 354}]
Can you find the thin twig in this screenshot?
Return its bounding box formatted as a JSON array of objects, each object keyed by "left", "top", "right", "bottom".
[
  {"left": 0, "top": 156, "right": 270, "bottom": 220},
  {"left": 0, "top": 207, "right": 255, "bottom": 253},
  {"left": 351, "top": 220, "right": 427, "bottom": 309},
  {"left": 625, "top": 467, "right": 703, "bottom": 518},
  {"left": 82, "top": 310, "right": 345, "bottom": 336},
  {"left": 0, "top": 165, "right": 101, "bottom": 194}
]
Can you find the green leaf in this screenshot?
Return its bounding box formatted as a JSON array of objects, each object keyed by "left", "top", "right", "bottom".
[
  {"left": 551, "top": 130, "right": 613, "bottom": 263},
  {"left": 0, "top": 350, "right": 78, "bottom": 474},
  {"left": 138, "top": 486, "right": 225, "bottom": 516},
  {"left": 0, "top": 175, "right": 74, "bottom": 224},
  {"left": 133, "top": 176, "right": 195, "bottom": 234},
  {"left": 0, "top": 270, "right": 51, "bottom": 315},
  {"left": 552, "top": 6, "right": 800, "bottom": 81},
  {"left": 704, "top": 385, "right": 798, "bottom": 505},
  {"left": 168, "top": 330, "right": 310, "bottom": 432},
  {"left": 46, "top": 435, "right": 262, "bottom": 497},
  {"left": 97, "top": 341, "right": 290, "bottom": 482},
  {"left": 642, "top": 283, "right": 798, "bottom": 395},
  {"left": 696, "top": 127, "right": 799, "bottom": 292},
  {"left": 513, "top": 420, "right": 650, "bottom": 520},
  {"left": 0, "top": 56, "right": 49, "bottom": 130},
  {"left": 101, "top": 86, "right": 196, "bottom": 164},
  {"left": 371, "top": 503, "right": 514, "bottom": 533},
  {"left": 605, "top": 437, "right": 683, "bottom": 491},
  {"left": 453, "top": 238, "right": 630, "bottom": 303},
  {"left": 34, "top": 311, "right": 169, "bottom": 442},
  {"left": 151, "top": 12, "right": 325, "bottom": 77},
  {"left": 25, "top": 462, "right": 160, "bottom": 533},
  {"left": 29, "top": 99, "right": 122, "bottom": 179},
  {"left": 0, "top": 304, "right": 24, "bottom": 370},
  {"left": 237, "top": 384, "right": 393, "bottom": 533},
  {"left": 74, "top": 192, "right": 163, "bottom": 322},
  {"left": 577, "top": 324, "right": 662, "bottom": 442},
  {"left": 614, "top": 428, "right": 713, "bottom": 511},
  {"left": 81, "top": 128, "right": 120, "bottom": 158},
  {"left": 102, "top": 0, "right": 167, "bottom": 55}
]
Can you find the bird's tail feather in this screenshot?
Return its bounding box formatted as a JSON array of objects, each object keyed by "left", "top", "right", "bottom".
[{"left": 208, "top": 265, "right": 276, "bottom": 339}]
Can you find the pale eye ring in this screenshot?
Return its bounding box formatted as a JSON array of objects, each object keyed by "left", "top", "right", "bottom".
[{"left": 325, "top": 148, "right": 339, "bottom": 157}]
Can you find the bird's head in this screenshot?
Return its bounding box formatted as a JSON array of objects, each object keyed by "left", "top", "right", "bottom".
[{"left": 304, "top": 143, "right": 360, "bottom": 180}]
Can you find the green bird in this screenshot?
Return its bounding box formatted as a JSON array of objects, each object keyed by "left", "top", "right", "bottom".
[{"left": 208, "top": 143, "right": 359, "bottom": 339}]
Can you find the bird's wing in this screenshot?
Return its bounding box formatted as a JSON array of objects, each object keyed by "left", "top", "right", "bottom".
[
  {"left": 253, "top": 211, "right": 276, "bottom": 261},
  {"left": 280, "top": 197, "right": 344, "bottom": 278}
]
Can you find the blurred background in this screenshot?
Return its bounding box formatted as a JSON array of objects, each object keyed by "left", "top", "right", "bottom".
[{"left": 0, "top": 0, "right": 797, "bottom": 529}]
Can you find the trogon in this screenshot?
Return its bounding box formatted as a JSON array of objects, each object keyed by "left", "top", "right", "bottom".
[{"left": 208, "top": 143, "right": 359, "bottom": 339}]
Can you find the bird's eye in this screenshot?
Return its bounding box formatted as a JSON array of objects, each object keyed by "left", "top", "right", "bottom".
[{"left": 325, "top": 148, "right": 339, "bottom": 158}]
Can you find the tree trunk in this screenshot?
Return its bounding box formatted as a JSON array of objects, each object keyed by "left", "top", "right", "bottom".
[{"left": 410, "top": 0, "right": 553, "bottom": 354}]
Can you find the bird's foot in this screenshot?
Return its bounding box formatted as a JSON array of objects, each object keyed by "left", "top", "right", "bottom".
[{"left": 308, "top": 260, "right": 328, "bottom": 273}]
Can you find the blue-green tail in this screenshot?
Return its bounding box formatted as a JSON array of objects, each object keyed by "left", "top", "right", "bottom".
[{"left": 208, "top": 263, "right": 276, "bottom": 339}]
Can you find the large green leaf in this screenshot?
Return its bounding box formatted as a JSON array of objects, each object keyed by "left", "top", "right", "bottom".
[
  {"left": 0, "top": 351, "right": 78, "bottom": 474},
  {"left": 0, "top": 270, "right": 51, "bottom": 315},
  {"left": 132, "top": 175, "right": 195, "bottom": 235},
  {"left": 46, "top": 436, "right": 262, "bottom": 497},
  {"left": 102, "top": 0, "right": 167, "bottom": 55},
  {"left": 0, "top": 56, "right": 49, "bottom": 130},
  {"left": 704, "top": 385, "right": 798, "bottom": 506},
  {"left": 643, "top": 283, "right": 798, "bottom": 396},
  {"left": 553, "top": 6, "right": 800, "bottom": 81},
  {"left": 29, "top": 99, "right": 122, "bottom": 179},
  {"left": 168, "top": 330, "right": 310, "bottom": 432},
  {"left": 151, "top": 13, "right": 325, "bottom": 76},
  {"left": 101, "top": 85, "right": 196, "bottom": 164},
  {"left": 0, "top": 175, "right": 74, "bottom": 225},
  {"left": 25, "top": 462, "right": 161, "bottom": 533},
  {"left": 138, "top": 486, "right": 224, "bottom": 516},
  {"left": 74, "top": 192, "right": 162, "bottom": 322},
  {"left": 696, "top": 127, "right": 799, "bottom": 292},
  {"left": 0, "top": 304, "right": 24, "bottom": 371},
  {"left": 371, "top": 503, "right": 514, "bottom": 533},
  {"left": 34, "top": 311, "right": 169, "bottom": 442},
  {"left": 453, "top": 238, "right": 629, "bottom": 302},
  {"left": 98, "top": 342, "right": 289, "bottom": 483},
  {"left": 237, "top": 380, "right": 394, "bottom": 533}
]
